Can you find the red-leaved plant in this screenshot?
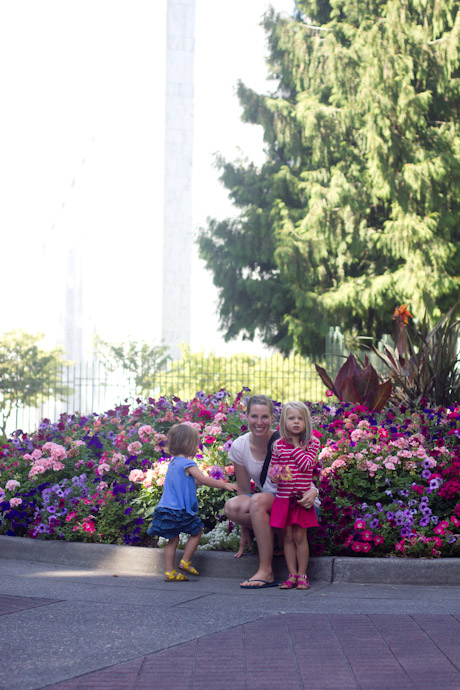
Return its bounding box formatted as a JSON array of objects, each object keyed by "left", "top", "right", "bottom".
[{"left": 315, "top": 353, "right": 392, "bottom": 412}]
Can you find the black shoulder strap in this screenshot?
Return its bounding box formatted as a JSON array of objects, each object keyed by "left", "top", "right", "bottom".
[{"left": 259, "top": 430, "right": 281, "bottom": 489}]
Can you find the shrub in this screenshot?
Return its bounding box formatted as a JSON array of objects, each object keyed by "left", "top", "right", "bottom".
[
  {"left": 373, "top": 302, "right": 460, "bottom": 407},
  {"left": 1, "top": 391, "right": 460, "bottom": 558}
]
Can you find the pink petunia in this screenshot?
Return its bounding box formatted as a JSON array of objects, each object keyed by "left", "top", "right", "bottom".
[
  {"left": 128, "top": 469, "right": 145, "bottom": 483},
  {"left": 331, "top": 459, "right": 346, "bottom": 469},
  {"left": 5, "top": 480, "right": 20, "bottom": 491},
  {"left": 127, "top": 441, "right": 142, "bottom": 455}
]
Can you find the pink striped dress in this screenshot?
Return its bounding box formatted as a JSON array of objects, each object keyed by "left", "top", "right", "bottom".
[{"left": 269, "top": 436, "right": 320, "bottom": 529}]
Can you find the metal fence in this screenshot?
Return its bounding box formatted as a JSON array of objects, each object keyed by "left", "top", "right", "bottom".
[
  {"left": 4, "top": 361, "right": 137, "bottom": 438},
  {"left": 2, "top": 327, "right": 394, "bottom": 437},
  {"left": 3, "top": 354, "right": 329, "bottom": 437}
]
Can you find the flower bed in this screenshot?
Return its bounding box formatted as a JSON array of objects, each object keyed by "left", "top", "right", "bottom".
[{"left": 1, "top": 390, "right": 459, "bottom": 558}]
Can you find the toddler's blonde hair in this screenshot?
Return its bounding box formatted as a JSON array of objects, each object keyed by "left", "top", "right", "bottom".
[{"left": 167, "top": 423, "right": 200, "bottom": 457}]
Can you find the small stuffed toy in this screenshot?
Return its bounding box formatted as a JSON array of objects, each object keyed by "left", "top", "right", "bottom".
[{"left": 269, "top": 464, "right": 292, "bottom": 482}]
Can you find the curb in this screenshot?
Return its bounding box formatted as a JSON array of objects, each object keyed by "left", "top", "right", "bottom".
[{"left": 0, "top": 535, "right": 459, "bottom": 584}]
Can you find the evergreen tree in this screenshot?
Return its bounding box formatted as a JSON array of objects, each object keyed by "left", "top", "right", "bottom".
[{"left": 198, "top": 0, "right": 460, "bottom": 354}]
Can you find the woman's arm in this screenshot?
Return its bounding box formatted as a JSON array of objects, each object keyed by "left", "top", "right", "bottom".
[
  {"left": 234, "top": 463, "right": 253, "bottom": 495},
  {"left": 187, "top": 465, "right": 237, "bottom": 491}
]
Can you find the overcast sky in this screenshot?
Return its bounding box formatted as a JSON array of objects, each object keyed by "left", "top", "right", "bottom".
[{"left": 1, "top": 0, "right": 295, "bottom": 357}]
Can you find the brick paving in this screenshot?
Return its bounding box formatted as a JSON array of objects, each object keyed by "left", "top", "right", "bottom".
[
  {"left": 0, "top": 593, "right": 61, "bottom": 616},
  {"left": 44, "top": 613, "right": 460, "bottom": 690}
]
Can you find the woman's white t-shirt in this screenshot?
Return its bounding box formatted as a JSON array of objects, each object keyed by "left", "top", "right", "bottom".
[{"left": 228, "top": 432, "right": 277, "bottom": 494}]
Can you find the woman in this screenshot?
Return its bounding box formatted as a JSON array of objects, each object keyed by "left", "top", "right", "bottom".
[{"left": 225, "top": 394, "right": 319, "bottom": 589}]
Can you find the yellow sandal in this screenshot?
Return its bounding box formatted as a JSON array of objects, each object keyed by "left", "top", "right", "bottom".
[
  {"left": 164, "top": 569, "right": 188, "bottom": 582},
  {"left": 179, "top": 559, "right": 200, "bottom": 576}
]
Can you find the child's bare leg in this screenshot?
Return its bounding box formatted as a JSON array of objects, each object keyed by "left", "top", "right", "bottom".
[
  {"left": 294, "top": 525, "right": 309, "bottom": 575},
  {"left": 182, "top": 530, "right": 202, "bottom": 563},
  {"left": 282, "top": 526, "right": 297, "bottom": 577},
  {"left": 164, "top": 535, "right": 179, "bottom": 572}
]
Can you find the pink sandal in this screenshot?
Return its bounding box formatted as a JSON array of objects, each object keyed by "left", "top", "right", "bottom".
[
  {"left": 279, "top": 574, "right": 298, "bottom": 589},
  {"left": 296, "top": 575, "right": 310, "bottom": 590}
]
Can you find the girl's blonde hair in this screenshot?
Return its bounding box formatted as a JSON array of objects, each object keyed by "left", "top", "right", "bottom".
[
  {"left": 167, "top": 423, "right": 200, "bottom": 457},
  {"left": 278, "top": 401, "right": 312, "bottom": 446}
]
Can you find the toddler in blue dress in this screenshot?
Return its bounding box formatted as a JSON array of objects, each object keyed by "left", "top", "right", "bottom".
[{"left": 148, "top": 423, "right": 237, "bottom": 581}]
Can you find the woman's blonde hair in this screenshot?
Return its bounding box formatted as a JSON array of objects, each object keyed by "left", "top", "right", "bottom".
[
  {"left": 278, "top": 401, "right": 312, "bottom": 445},
  {"left": 167, "top": 423, "right": 200, "bottom": 457}
]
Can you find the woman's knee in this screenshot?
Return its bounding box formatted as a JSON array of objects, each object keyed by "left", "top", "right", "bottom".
[
  {"left": 249, "top": 492, "right": 274, "bottom": 517},
  {"left": 224, "top": 496, "right": 238, "bottom": 520},
  {"left": 225, "top": 495, "right": 249, "bottom": 522}
]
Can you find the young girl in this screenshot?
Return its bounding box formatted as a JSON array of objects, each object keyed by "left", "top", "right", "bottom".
[
  {"left": 147, "top": 423, "right": 237, "bottom": 581},
  {"left": 269, "top": 401, "right": 320, "bottom": 590}
]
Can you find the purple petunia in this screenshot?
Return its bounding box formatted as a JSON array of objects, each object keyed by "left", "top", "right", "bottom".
[
  {"left": 429, "top": 477, "right": 442, "bottom": 490},
  {"left": 209, "top": 466, "right": 225, "bottom": 480}
]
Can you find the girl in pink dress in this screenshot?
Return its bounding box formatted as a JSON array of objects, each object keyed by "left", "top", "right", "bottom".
[{"left": 269, "top": 401, "right": 320, "bottom": 590}]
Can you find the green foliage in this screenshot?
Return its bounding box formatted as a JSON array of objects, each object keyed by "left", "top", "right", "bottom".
[
  {"left": 196, "top": 486, "right": 234, "bottom": 531},
  {"left": 0, "top": 331, "right": 71, "bottom": 437},
  {"left": 58, "top": 491, "right": 142, "bottom": 545},
  {"left": 315, "top": 353, "right": 392, "bottom": 411},
  {"left": 373, "top": 301, "right": 460, "bottom": 407},
  {"left": 94, "top": 335, "right": 170, "bottom": 396},
  {"left": 197, "top": 1, "right": 460, "bottom": 354}
]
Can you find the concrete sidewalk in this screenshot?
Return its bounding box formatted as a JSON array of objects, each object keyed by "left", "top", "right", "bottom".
[{"left": 1, "top": 539, "right": 460, "bottom": 689}]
